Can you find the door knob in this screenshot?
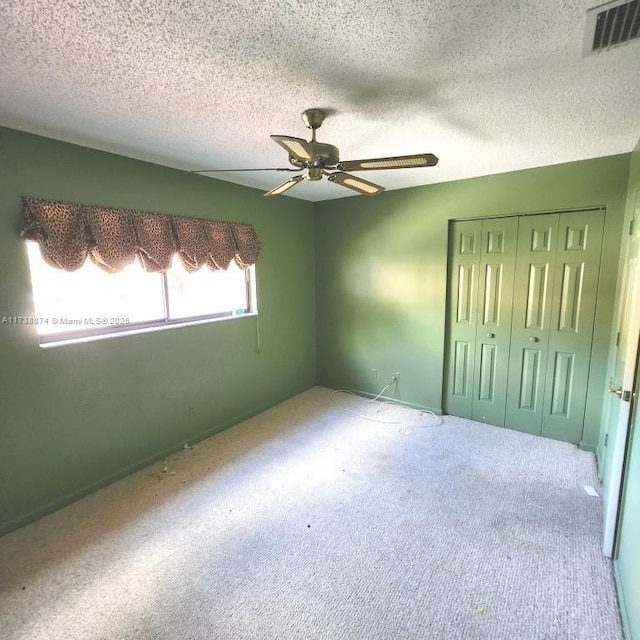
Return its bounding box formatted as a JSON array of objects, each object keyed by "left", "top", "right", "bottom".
[
  {"left": 529, "top": 336, "right": 539, "bottom": 342},
  {"left": 609, "top": 386, "right": 632, "bottom": 401},
  {"left": 486, "top": 332, "right": 495, "bottom": 338},
  {"left": 608, "top": 379, "right": 632, "bottom": 401},
  {"left": 609, "top": 378, "right": 622, "bottom": 397}
]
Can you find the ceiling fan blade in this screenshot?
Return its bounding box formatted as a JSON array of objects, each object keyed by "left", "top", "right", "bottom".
[
  {"left": 327, "top": 172, "right": 385, "bottom": 196},
  {"left": 264, "top": 175, "right": 305, "bottom": 197},
  {"left": 270, "top": 135, "right": 314, "bottom": 162},
  {"left": 337, "top": 153, "right": 439, "bottom": 172},
  {"left": 191, "top": 167, "right": 302, "bottom": 174}
]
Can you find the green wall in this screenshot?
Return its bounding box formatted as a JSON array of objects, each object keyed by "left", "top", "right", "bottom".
[
  {"left": 0, "top": 126, "right": 633, "bottom": 540},
  {"left": 613, "top": 140, "right": 640, "bottom": 640},
  {"left": 0, "top": 127, "right": 316, "bottom": 535},
  {"left": 315, "top": 155, "right": 630, "bottom": 450}
]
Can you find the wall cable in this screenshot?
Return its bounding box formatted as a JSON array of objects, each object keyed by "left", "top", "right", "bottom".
[{"left": 331, "top": 381, "right": 443, "bottom": 428}]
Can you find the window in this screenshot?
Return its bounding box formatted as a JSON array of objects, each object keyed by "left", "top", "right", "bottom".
[{"left": 25, "top": 242, "right": 255, "bottom": 344}]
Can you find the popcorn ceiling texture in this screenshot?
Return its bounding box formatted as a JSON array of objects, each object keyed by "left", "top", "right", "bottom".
[{"left": 0, "top": 0, "right": 639, "bottom": 201}]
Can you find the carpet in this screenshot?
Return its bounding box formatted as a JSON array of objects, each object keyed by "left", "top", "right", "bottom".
[{"left": 0, "top": 387, "right": 623, "bottom": 639}]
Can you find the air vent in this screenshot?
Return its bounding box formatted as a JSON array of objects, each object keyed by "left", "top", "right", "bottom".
[{"left": 584, "top": 0, "right": 640, "bottom": 55}]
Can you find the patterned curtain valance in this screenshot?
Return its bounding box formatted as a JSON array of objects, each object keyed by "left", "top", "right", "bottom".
[{"left": 20, "top": 196, "right": 261, "bottom": 273}]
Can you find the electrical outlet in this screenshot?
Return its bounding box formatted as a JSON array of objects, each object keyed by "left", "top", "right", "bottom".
[
  {"left": 371, "top": 368, "right": 378, "bottom": 380},
  {"left": 391, "top": 372, "right": 399, "bottom": 383}
]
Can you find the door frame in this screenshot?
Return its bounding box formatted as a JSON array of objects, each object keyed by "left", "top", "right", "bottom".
[
  {"left": 603, "top": 335, "right": 639, "bottom": 557},
  {"left": 602, "top": 189, "right": 640, "bottom": 557}
]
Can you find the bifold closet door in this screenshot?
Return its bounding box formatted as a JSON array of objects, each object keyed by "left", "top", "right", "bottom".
[
  {"left": 471, "top": 217, "right": 518, "bottom": 425},
  {"left": 445, "top": 220, "right": 482, "bottom": 419},
  {"left": 445, "top": 217, "right": 518, "bottom": 425},
  {"left": 541, "top": 210, "right": 604, "bottom": 443},
  {"left": 445, "top": 210, "right": 604, "bottom": 444},
  {"left": 504, "top": 211, "right": 604, "bottom": 441},
  {"left": 504, "top": 214, "right": 559, "bottom": 435}
]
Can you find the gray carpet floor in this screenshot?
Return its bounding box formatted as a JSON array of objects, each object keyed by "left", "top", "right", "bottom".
[{"left": 0, "top": 387, "right": 623, "bottom": 639}]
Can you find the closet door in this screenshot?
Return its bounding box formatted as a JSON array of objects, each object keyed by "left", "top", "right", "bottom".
[
  {"left": 445, "top": 210, "right": 605, "bottom": 445},
  {"left": 444, "top": 218, "right": 517, "bottom": 424},
  {"left": 445, "top": 220, "right": 482, "bottom": 419},
  {"left": 505, "top": 215, "right": 559, "bottom": 434},
  {"left": 541, "top": 210, "right": 605, "bottom": 443},
  {"left": 471, "top": 217, "right": 518, "bottom": 425}
]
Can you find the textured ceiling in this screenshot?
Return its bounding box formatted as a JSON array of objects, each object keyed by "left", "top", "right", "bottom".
[{"left": 1, "top": 0, "right": 639, "bottom": 201}]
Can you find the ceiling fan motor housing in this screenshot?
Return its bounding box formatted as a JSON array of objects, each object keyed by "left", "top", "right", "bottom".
[
  {"left": 287, "top": 142, "right": 340, "bottom": 169},
  {"left": 311, "top": 142, "right": 339, "bottom": 166}
]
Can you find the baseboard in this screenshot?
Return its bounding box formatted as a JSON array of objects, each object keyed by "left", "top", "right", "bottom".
[
  {"left": 614, "top": 560, "right": 634, "bottom": 640},
  {"left": 595, "top": 445, "right": 603, "bottom": 477},
  {"left": 0, "top": 386, "right": 314, "bottom": 538}
]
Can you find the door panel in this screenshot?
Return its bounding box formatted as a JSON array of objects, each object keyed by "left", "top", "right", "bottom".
[
  {"left": 542, "top": 211, "right": 605, "bottom": 443},
  {"left": 471, "top": 217, "right": 518, "bottom": 425},
  {"left": 558, "top": 262, "right": 585, "bottom": 332},
  {"left": 452, "top": 341, "right": 471, "bottom": 397},
  {"left": 456, "top": 264, "right": 475, "bottom": 322},
  {"left": 525, "top": 263, "right": 550, "bottom": 330},
  {"left": 478, "top": 343, "right": 497, "bottom": 401},
  {"left": 445, "top": 220, "right": 482, "bottom": 418},
  {"left": 505, "top": 215, "right": 558, "bottom": 434},
  {"left": 549, "top": 352, "right": 575, "bottom": 416},
  {"left": 518, "top": 348, "right": 542, "bottom": 410},
  {"left": 482, "top": 263, "right": 503, "bottom": 325}
]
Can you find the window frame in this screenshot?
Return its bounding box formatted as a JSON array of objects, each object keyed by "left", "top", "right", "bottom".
[{"left": 25, "top": 242, "right": 257, "bottom": 346}]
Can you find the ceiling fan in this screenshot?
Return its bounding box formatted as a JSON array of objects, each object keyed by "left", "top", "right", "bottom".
[{"left": 192, "top": 109, "right": 439, "bottom": 197}]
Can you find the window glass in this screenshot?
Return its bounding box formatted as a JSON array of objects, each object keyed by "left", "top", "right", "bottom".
[
  {"left": 25, "top": 242, "right": 253, "bottom": 342},
  {"left": 166, "top": 256, "right": 248, "bottom": 320}
]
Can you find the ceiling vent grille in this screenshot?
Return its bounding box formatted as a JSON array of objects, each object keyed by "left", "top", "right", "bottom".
[{"left": 584, "top": 0, "right": 640, "bottom": 55}]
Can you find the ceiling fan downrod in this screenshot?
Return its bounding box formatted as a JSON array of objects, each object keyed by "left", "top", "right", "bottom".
[{"left": 301, "top": 108, "right": 326, "bottom": 143}]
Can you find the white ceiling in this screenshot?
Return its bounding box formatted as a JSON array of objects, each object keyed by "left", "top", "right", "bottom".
[{"left": 1, "top": 0, "right": 639, "bottom": 201}]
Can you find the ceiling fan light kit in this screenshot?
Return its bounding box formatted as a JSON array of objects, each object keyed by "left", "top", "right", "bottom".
[{"left": 193, "top": 108, "right": 438, "bottom": 197}]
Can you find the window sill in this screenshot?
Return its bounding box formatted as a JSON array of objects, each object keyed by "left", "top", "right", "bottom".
[{"left": 39, "top": 311, "right": 258, "bottom": 349}]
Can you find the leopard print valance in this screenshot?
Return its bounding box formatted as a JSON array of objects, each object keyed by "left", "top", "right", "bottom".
[{"left": 20, "top": 196, "right": 261, "bottom": 273}]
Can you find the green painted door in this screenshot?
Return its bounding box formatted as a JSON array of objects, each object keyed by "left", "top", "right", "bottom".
[
  {"left": 541, "top": 210, "right": 605, "bottom": 442},
  {"left": 444, "top": 217, "right": 518, "bottom": 425},
  {"left": 505, "top": 214, "right": 559, "bottom": 434},
  {"left": 444, "top": 219, "right": 482, "bottom": 419},
  {"left": 471, "top": 217, "right": 518, "bottom": 426},
  {"left": 445, "top": 210, "right": 605, "bottom": 443}
]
